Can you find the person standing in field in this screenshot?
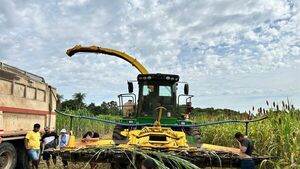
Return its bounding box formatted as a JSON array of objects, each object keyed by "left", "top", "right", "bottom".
[
  {"left": 25, "top": 123, "right": 41, "bottom": 169},
  {"left": 41, "top": 126, "right": 59, "bottom": 169},
  {"left": 235, "top": 132, "right": 255, "bottom": 169},
  {"left": 58, "top": 128, "right": 69, "bottom": 169}
]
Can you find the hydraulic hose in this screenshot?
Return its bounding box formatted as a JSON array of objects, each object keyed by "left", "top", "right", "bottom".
[{"left": 56, "top": 110, "right": 268, "bottom": 128}]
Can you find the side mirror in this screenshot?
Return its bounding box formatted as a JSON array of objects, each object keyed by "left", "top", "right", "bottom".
[
  {"left": 184, "top": 84, "right": 189, "bottom": 95},
  {"left": 128, "top": 82, "right": 133, "bottom": 93}
]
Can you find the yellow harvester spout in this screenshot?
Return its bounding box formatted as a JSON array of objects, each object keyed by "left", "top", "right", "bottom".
[{"left": 66, "top": 45, "right": 149, "bottom": 74}]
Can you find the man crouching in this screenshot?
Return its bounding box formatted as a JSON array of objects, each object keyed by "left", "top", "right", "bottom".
[{"left": 235, "top": 132, "right": 255, "bottom": 169}]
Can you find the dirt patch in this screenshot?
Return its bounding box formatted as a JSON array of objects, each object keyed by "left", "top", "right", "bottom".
[{"left": 39, "top": 159, "right": 111, "bottom": 169}]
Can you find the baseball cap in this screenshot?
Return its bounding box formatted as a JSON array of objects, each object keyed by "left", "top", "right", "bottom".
[{"left": 60, "top": 128, "right": 67, "bottom": 133}]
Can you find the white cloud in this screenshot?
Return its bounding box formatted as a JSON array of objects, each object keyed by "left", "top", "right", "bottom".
[{"left": 59, "top": 0, "right": 90, "bottom": 6}]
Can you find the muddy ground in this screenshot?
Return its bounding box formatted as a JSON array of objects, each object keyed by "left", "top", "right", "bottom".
[
  {"left": 38, "top": 160, "right": 231, "bottom": 169},
  {"left": 39, "top": 159, "right": 111, "bottom": 169}
]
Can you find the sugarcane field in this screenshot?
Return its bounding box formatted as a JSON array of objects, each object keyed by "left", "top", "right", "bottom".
[{"left": 1, "top": 1, "right": 300, "bottom": 169}]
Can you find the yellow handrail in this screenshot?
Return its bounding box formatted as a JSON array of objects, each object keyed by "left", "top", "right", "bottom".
[{"left": 66, "top": 45, "right": 149, "bottom": 74}]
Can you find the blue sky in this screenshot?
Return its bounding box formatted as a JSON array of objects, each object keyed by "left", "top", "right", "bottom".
[{"left": 1, "top": 0, "right": 300, "bottom": 111}]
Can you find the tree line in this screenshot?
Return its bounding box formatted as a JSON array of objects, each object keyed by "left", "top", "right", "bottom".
[
  {"left": 57, "top": 92, "right": 240, "bottom": 117},
  {"left": 57, "top": 92, "right": 119, "bottom": 115}
]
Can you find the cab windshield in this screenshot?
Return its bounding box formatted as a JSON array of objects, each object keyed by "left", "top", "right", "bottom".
[{"left": 139, "top": 83, "right": 176, "bottom": 117}]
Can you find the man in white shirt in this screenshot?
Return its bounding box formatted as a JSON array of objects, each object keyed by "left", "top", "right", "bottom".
[{"left": 41, "top": 127, "right": 58, "bottom": 169}]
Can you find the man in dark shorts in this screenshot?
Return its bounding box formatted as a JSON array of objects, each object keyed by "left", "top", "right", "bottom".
[
  {"left": 82, "top": 131, "right": 100, "bottom": 168},
  {"left": 41, "top": 127, "right": 59, "bottom": 169},
  {"left": 235, "top": 132, "right": 255, "bottom": 169}
]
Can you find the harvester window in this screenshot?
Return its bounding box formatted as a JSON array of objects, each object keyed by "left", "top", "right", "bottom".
[
  {"left": 143, "top": 85, "right": 154, "bottom": 96},
  {"left": 159, "top": 86, "right": 172, "bottom": 97}
]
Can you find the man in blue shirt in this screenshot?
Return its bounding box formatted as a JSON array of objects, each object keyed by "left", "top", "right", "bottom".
[{"left": 58, "top": 129, "right": 69, "bottom": 168}]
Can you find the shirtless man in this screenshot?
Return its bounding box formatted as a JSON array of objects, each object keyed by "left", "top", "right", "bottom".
[
  {"left": 123, "top": 100, "right": 135, "bottom": 117},
  {"left": 234, "top": 132, "right": 255, "bottom": 169}
]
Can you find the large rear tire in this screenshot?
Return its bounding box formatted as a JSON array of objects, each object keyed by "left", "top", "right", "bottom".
[
  {"left": 112, "top": 125, "right": 126, "bottom": 141},
  {"left": 16, "top": 146, "right": 31, "bottom": 169},
  {"left": 0, "top": 142, "right": 17, "bottom": 169}
]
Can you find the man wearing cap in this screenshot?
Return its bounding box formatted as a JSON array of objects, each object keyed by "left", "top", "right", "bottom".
[
  {"left": 58, "top": 129, "right": 69, "bottom": 168},
  {"left": 41, "top": 127, "right": 59, "bottom": 169},
  {"left": 25, "top": 123, "right": 41, "bottom": 169}
]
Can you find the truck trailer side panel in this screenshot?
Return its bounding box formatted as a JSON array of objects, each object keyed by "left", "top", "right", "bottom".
[{"left": 0, "top": 62, "right": 56, "bottom": 169}]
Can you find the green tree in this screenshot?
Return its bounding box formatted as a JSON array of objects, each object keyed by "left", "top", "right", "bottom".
[
  {"left": 56, "top": 94, "right": 64, "bottom": 110},
  {"left": 72, "top": 92, "right": 86, "bottom": 108},
  {"left": 87, "top": 102, "right": 101, "bottom": 115},
  {"left": 60, "top": 92, "right": 120, "bottom": 115},
  {"left": 107, "top": 101, "right": 119, "bottom": 115},
  {"left": 61, "top": 99, "right": 78, "bottom": 110},
  {"left": 100, "top": 102, "right": 109, "bottom": 114}
]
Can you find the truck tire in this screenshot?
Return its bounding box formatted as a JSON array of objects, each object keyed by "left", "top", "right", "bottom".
[
  {"left": 0, "top": 142, "right": 17, "bottom": 169},
  {"left": 16, "top": 146, "right": 31, "bottom": 169},
  {"left": 112, "top": 125, "right": 126, "bottom": 141}
]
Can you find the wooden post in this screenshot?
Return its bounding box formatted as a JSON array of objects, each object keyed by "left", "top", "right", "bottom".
[
  {"left": 245, "top": 122, "right": 249, "bottom": 135},
  {"left": 70, "top": 117, "right": 73, "bottom": 131}
]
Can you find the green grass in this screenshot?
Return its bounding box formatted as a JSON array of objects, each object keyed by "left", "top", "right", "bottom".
[
  {"left": 56, "top": 108, "right": 120, "bottom": 138},
  {"left": 196, "top": 108, "right": 300, "bottom": 168}
]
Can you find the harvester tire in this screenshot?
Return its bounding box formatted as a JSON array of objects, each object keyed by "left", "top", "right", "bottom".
[
  {"left": 112, "top": 125, "right": 126, "bottom": 141},
  {"left": 0, "top": 142, "right": 17, "bottom": 169}
]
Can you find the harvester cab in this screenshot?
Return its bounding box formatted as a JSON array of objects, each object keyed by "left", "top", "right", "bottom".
[
  {"left": 136, "top": 74, "right": 179, "bottom": 119},
  {"left": 121, "top": 74, "right": 190, "bottom": 123},
  {"left": 116, "top": 73, "right": 199, "bottom": 144}
]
